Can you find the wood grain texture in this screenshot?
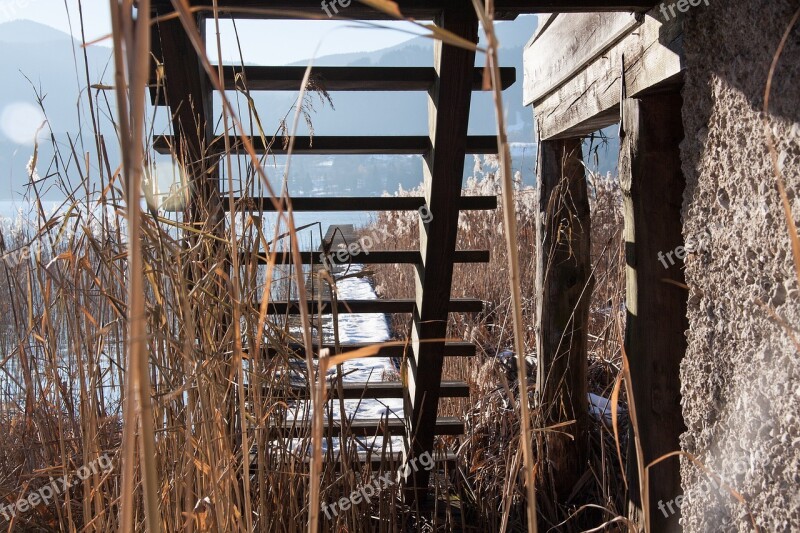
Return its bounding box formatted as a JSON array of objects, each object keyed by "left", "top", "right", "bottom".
[
  {"left": 150, "top": 66, "right": 515, "bottom": 100},
  {"left": 153, "top": 134, "right": 499, "bottom": 155},
  {"left": 253, "top": 341, "right": 477, "bottom": 358},
  {"left": 245, "top": 250, "right": 490, "bottom": 265},
  {"left": 257, "top": 298, "right": 483, "bottom": 314},
  {"left": 535, "top": 138, "right": 594, "bottom": 501},
  {"left": 152, "top": 15, "right": 222, "bottom": 223},
  {"left": 273, "top": 417, "right": 464, "bottom": 438},
  {"left": 220, "top": 195, "right": 497, "bottom": 212},
  {"left": 528, "top": 8, "right": 685, "bottom": 140},
  {"left": 620, "top": 93, "right": 687, "bottom": 533},
  {"left": 150, "top": 0, "right": 659, "bottom": 20},
  {"left": 255, "top": 381, "right": 470, "bottom": 400},
  {"left": 523, "top": 12, "right": 640, "bottom": 104},
  {"left": 405, "top": 8, "right": 478, "bottom": 501}
]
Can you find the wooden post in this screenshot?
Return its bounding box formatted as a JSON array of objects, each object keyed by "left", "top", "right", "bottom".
[
  {"left": 619, "top": 92, "right": 687, "bottom": 532},
  {"left": 405, "top": 7, "right": 478, "bottom": 502},
  {"left": 152, "top": 12, "right": 222, "bottom": 243},
  {"left": 535, "top": 137, "right": 593, "bottom": 501},
  {"left": 152, "top": 13, "right": 226, "bottom": 328}
]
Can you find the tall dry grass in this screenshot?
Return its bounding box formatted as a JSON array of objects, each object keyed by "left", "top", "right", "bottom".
[
  {"left": 0, "top": 2, "right": 635, "bottom": 532},
  {"left": 0, "top": 90, "right": 466, "bottom": 533}
]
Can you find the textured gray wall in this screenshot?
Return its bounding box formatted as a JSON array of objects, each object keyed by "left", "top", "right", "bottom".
[{"left": 679, "top": 0, "right": 800, "bottom": 531}]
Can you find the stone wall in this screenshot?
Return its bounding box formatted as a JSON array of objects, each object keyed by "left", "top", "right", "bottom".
[{"left": 679, "top": 0, "right": 800, "bottom": 530}]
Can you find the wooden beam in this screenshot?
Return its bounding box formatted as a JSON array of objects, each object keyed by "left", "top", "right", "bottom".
[
  {"left": 273, "top": 416, "right": 464, "bottom": 438},
  {"left": 221, "top": 195, "right": 497, "bottom": 212},
  {"left": 227, "top": 65, "right": 515, "bottom": 91},
  {"left": 255, "top": 380, "right": 470, "bottom": 400},
  {"left": 523, "top": 12, "right": 640, "bottom": 104},
  {"left": 153, "top": 134, "right": 498, "bottom": 155},
  {"left": 620, "top": 93, "right": 687, "bottom": 533},
  {"left": 526, "top": 7, "right": 685, "bottom": 140},
  {"left": 152, "top": 15, "right": 223, "bottom": 221},
  {"left": 404, "top": 8, "right": 477, "bottom": 501},
  {"left": 153, "top": 14, "right": 230, "bottom": 349},
  {"left": 292, "top": 451, "right": 458, "bottom": 470},
  {"left": 244, "top": 250, "right": 490, "bottom": 265},
  {"left": 253, "top": 341, "right": 478, "bottom": 358},
  {"left": 150, "top": 0, "right": 658, "bottom": 19},
  {"left": 535, "top": 138, "right": 593, "bottom": 501},
  {"left": 151, "top": 66, "right": 515, "bottom": 100},
  {"left": 258, "top": 298, "right": 483, "bottom": 315}
]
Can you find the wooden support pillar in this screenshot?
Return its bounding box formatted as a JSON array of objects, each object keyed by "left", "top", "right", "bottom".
[
  {"left": 152, "top": 12, "right": 222, "bottom": 241},
  {"left": 535, "top": 137, "right": 593, "bottom": 501},
  {"left": 619, "top": 92, "right": 687, "bottom": 533},
  {"left": 404, "top": 7, "right": 478, "bottom": 502},
  {"left": 152, "top": 12, "right": 225, "bottom": 325}
]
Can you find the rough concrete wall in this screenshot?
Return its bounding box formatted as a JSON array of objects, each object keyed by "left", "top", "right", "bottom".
[{"left": 680, "top": 0, "right": 800, "bottom": 531}]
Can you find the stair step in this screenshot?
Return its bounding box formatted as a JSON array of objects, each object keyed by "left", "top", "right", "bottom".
[
  {"left": 251, "top": 380, "right": 470, "bottom": 400},
  {"left": 221, "top": 195, "right": 497, "bottom": 212},
  {"left": 309, "top": 451, "right": 457, "bottom": 469},
  {"left": 153, "top": 135, "right": 498, "bottom": 155},
  {"left": 258, "top": 298, "right": 483, "bottom": 315},
  {"left": 151, "top": 66, "right": 515, "bottom": 101},
  {"left": 273, "top": 416, "right": 464, "bottom": 438},
  {"left": 242, "top": 249, "right": 489, "bottom": 265},
  {"left": 248, "top": 451, "right": 458, "bottom": 472},
  {"left": 149, "top": 0, "right": 532, "bottom": 20},
  {"left": 256, "top": 341, "right": 477, "bottom": 358},
  {"left": 229, "top": 65, "right": 515, "bottom": 91}
]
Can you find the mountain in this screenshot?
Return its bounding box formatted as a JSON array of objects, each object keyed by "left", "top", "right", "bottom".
[
  {"left": 0, "top": 20, "right": 117, "bottom": 199},
  {"left": 0, "top": 19, "right": 70, "bottom": 44}
]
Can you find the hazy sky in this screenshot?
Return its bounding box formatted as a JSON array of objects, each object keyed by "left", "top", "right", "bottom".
[{"left": 1, "top": 0, "right": 428, "bottom": 63}]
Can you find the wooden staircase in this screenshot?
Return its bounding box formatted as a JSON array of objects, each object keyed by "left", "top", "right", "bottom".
[{"left": 149, "top": 2, "right": 515, "bottom": 502}]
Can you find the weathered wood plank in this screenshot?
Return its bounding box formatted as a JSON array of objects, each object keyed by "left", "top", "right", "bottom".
[
  {"left": 258, "top": 298, "right": 483, "bottom": 315},
  {"left": 153, "top": 135, "right": 499, "bottom": 155},
  {"left": 252, "top": 381, "right": 470, "bottom": 400},
  {"left": 527, "top": 7, "right": 684, "bottom": 140},
  {"left": 152, "top": 16, "right": 223, "bottom": 222},
  {"left": 405, "top": 8, "right": 477, "bottom": 501},
  {"left": 620, "top": 93, "right": 687, "bottom": 533},
  {"left": 523, "top": 12, "right": 640, "bottom": 104},
  {"left": 535, "top": 138, "right": 593, "bottom": 501},
  {"left": 151, "top": 66, "right": 514, "bottom": 100},
  {"left": 273, "top": 417, "right": 464, "bottom": 438},
  {"left": 150, "top": 0, "right": 659, "bottom": 20},
  {"left": 297, "top": 451, "right": 457, "bottom": 470},
  {"left": 252, "top": 341, "right": 477, "bottom": 358},
  {"left": 244, "top": 250, "right": 490, "bottom": 265},
  {"left": 219, "top": 195, "right": 497, "bottom": 212}
]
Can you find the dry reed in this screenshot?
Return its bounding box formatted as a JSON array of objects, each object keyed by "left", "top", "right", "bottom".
[{"left": 0, "top": 2, "right": 634, "bottom": 532}]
